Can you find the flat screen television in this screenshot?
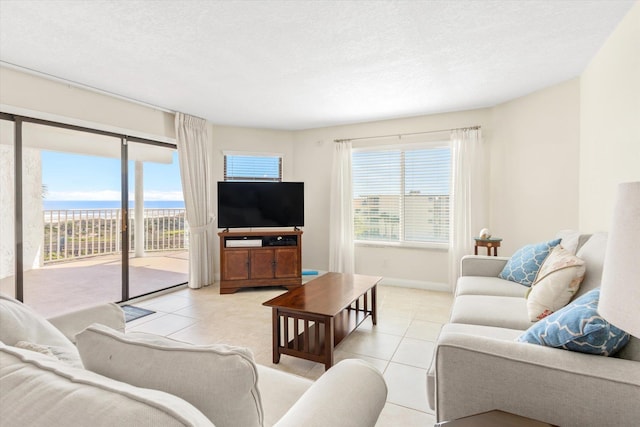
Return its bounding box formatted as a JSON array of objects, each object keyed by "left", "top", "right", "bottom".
[{"left": 217, "top": 181, "right": 304, "bottom": 229}]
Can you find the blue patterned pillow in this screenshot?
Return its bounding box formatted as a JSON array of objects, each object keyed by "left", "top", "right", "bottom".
[
  {"left": 498, "top": 238, "right": 561, "bottom": 286},
  {"left": 517, "top": 288, "right": 630, "bottom": 356}
]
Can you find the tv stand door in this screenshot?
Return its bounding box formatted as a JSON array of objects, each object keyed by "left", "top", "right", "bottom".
[
  {"left": 222, "top": 250, "right": 250, "bottom": 281},
  {"left": 274, "top": 248, "right": 299, "bottom": 278},
  {"left": 251, "top": 249, "right": 276, "bottom": 279}
]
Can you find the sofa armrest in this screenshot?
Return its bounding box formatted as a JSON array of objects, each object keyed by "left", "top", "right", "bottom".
[
  {"left": 434, "top": 331, "right": 640, "bottom": 426},
  {"left": 274, "top": 359, "right": 387, "bottom": 427},
  {"left": 460, "top": 255, "right": 509, "bottom": 277},
  {"left": 48, "top": 303, "right": 125, "bottom": 344}
]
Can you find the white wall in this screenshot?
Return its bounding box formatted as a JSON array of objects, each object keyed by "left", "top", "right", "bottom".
[
  {"left": 490, "top": 78, "right": 581, "bottom": 254},
  {"left": 0, "top": 66, "right": 174, "bottom": 141},
  {"left": 292, "top": 81, "right": 583, "bottom": 289},
  {"left": 0, "top": 144, "right": 42, "bottom": 285},
  {"left": 210, "top": 124, "right": 295, "bottom": 276},
  {"left": 292, "top": 109, "right": 491, "bottom": 290},
  {"left": 579, "top": 1, "right": 640, "bottom": 232}
]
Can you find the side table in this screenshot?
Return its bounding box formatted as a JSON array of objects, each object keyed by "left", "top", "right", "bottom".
[{"left": 474, "top": 238, "right": 502, "bottom": 256}]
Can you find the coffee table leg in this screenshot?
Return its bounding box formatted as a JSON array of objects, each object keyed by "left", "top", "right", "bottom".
[
  {"left": 272, "top": 308, "right": 280, "bottom": 364},
  {"left": 324, "top": 316, "right": 334, "bottom": 370},
  {"left": 371, "top": 285, "right": 377, "bottom": 325}
]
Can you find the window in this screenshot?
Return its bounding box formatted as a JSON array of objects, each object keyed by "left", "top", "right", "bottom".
[
  {"left": 224, "top": 153, "right": 282, "bottom": 181},
  {"left": 352, "top": 143, "right": 450, "bottom": 245}
]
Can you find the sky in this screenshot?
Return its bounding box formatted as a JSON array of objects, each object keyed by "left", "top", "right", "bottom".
[{"left": 42, "top": 150, "right": 184, "bottom": 201}]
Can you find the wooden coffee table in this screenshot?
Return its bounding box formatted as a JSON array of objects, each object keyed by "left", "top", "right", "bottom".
[{"left": 263, "top": 272, "right": 381, "bottom": 370}]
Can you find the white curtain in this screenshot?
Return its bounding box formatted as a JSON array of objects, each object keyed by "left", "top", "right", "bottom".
[
  {"left": 329, "top": 141, "right": 355, "bottom": 273},
  {"left": 449, "top": 128, "right": 487, "bottom": 290},
  {"left": 175, "top": 113, "right": 214, "bottom": 289}
]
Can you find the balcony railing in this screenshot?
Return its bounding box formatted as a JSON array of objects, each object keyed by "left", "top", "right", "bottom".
[{"left": 43, "top": 208, "right": 188, "bottom": 264}]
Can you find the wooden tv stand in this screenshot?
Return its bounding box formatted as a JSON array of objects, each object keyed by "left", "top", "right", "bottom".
[{"left": 218, "top": 230, "right": 302, "bottom": 294}]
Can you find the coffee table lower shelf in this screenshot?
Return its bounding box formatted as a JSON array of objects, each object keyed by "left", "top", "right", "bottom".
[{"left": 275, "top": 308, "right": 370, "bottom": 368}]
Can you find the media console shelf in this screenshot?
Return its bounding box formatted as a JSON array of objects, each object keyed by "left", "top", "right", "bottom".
[{"left": 218, "top": 230, "right": 302, "bottom": 294}]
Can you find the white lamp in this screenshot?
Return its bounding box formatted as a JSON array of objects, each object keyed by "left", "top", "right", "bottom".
[{"left": 598, "top": 181, "right": 640, "bottom": 338}]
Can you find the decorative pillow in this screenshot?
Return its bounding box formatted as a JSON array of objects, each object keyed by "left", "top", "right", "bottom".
[
  {"left": 0, "top": 293, "right": 81, "bottom": 367},
  {"left": 526, "top": 245, "right": 586, "bottom": 321},
  {"left": 76, "top": 324, "right": 263, "bottom": 427},
  {"left": 517, "top": 288, "right": 630, "bottom": 356},
  {"left": 498, "top": 238, "right": 561, "bottom": 286},
  {"left": 0, "top": 343, "right": 214, "bottom": 426},
  {"left": 554, "top": 229, "right": 581, "bottom": 255}
]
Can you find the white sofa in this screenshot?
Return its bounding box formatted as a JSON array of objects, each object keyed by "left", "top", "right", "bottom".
[
  {"left": 427, "top": 232, "right": 640, "bottom": 426},
  {"left": 0, "top": 294, "right": 387, "bottom": 427}
]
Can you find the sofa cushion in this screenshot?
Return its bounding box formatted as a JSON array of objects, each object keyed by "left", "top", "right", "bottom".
[
  {"left": 518, "top": 289, "right": 630, "bottom": 356},
  {"left": 526, "top": 245, "right": 585, "bottom": 321},
  {"left": 617, "top": 336, "right": 640, "bottom": 362},
  {"left": 555, "top": 229, "right": 581, "bottom": 254},
  {"left": 574, "top": 232, "right": 607, "bottom": 299},
  {"left": 0, "top": 343, "right": 214, "bottom": 427},
  {"left": 449, "top": 295, "right": 532, "bottom": 330},
  {"left": 498, "top": 238, "right": 561, "bottom": 286},
  {"left": 0, "top": 293, "right": 81, "bottom": 367},
  {"left": 76, "top": 324, "right": 263, "bottom": 427},
  {"left": 426, "top": 323, "right": 524, "bottom": 410},
  {"left": 455, "top": 276, "right": 528, "bottom": 298},
  {"left": 257, "top": 364, "right": 312, "bottom": 427}
]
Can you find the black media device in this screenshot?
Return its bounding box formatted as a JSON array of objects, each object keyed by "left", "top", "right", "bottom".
[{"left": 217, "top": 181, "right": 304, "bottom": 229}]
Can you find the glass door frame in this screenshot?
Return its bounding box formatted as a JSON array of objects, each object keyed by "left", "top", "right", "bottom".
[{"left": 1, "top": 111, "right": 183, "bottom": 303}]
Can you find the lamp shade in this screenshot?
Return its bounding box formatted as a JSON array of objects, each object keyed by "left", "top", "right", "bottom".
[{"left": 598, "top": 181, "right": 640, "bottom": 338}]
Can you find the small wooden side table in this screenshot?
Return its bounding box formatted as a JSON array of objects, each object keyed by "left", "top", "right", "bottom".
[
  {"left": 436, "top": 409, "right": 554, "bottom": 426},
  {"left": 474, "top": 238, "right": 502, "bottom": 256}
]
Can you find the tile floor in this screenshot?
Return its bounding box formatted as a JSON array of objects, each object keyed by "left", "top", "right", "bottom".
[{"left": 127, "top": 282, "right": 454, "bottom": 426}]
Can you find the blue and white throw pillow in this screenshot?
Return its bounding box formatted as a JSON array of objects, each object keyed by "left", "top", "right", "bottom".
[
  {"left": 498, "top": 238, "right": 561, "bottom": 286},
  {"left": 517, "top": 288, "right": 630, "bottom": 356}
]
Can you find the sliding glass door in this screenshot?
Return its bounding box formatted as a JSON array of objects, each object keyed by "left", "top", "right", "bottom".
[
  {"left": 20, "top": 122, "right": 124, "bottom": 316},
  {"left": 2, "top": 114, "right": 188, "bottom": 317},
  {"left": 0, "top": 117, "right": 16, "bottom": 299},
  {"left": 127, "top": 142, "right": 188, "bottom": 299}
]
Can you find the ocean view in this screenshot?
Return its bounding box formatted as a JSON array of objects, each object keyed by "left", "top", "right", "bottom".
[{"left": 43, "top": 200, "right": 186, "bottom": 210}]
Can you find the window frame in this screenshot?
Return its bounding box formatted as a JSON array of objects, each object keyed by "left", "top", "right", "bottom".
[{"left": 352, "top": 141, "right": 450, "bottom": 250}]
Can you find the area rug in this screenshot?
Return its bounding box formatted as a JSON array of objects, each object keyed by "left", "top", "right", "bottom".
[{"left": 121, "top": 305, "right": 155, "bottom": 323}]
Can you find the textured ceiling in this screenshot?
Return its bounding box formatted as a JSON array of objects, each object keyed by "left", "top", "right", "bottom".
[{"left": 0, "top": 0, "right": 635, "bottom": 130}]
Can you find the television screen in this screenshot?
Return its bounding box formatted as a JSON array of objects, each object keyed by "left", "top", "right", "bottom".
[{"left": 217, "top": 182, "right": 304, "bottom": 229}]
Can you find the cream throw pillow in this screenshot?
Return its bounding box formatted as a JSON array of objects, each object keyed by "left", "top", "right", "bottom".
[
  {"left": 1, "top": 343, "right": 214, "bottom": 427},
  {"left": 76, "top": 324, "right": 263, "bottom": 427},
  {"left": 0, "top": 293, "right": 82, "bottom": 367},
  {"left": 526, "top": 245, "right": 586, "bottom": 321}
]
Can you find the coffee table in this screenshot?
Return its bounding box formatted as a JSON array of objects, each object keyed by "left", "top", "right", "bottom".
[{"left": 263, "top": 272, "right": 381, "bottom": 370}]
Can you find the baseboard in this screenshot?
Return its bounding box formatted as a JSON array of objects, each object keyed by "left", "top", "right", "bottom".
[
  {"left": 124, "top": 283, "right": 189, "bottom": 305},
  {"left": 379, "top": 277, "right": 451, "bottom": 293},
  {"left": 213, "top": 270, "right": 451, "bottom": 293}
]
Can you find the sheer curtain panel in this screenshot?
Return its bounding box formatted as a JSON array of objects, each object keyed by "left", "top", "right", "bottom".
[
  {"left": 329, "top": 142, "right": 355, "bottom": 273},
  {"left": 175, "top": 113, "right": 214, "bottom": 289},
  {"left": 449, "top": 128, "right": 487, "bottom": 290}
]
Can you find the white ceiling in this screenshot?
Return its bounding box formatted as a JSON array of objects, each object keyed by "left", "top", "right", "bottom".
[{"left": 0, "top": 0, "right": 635, "bottom": 130}]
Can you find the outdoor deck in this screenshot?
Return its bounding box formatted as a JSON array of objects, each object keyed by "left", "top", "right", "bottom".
[{"left": 0, "top": 250, "right": 189, "bottom": 318}]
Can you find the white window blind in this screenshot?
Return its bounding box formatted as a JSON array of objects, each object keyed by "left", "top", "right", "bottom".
[
  {"left": 224, "top": 154, "right": 282, "bottom": 181},
  {"left": 352, "top": 143, "right": 450, "bottom": 244}
]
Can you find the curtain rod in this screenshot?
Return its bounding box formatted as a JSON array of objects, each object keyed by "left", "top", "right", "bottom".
[{"left": 334, "top": 125, "right": 480, "bottom": 143}]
